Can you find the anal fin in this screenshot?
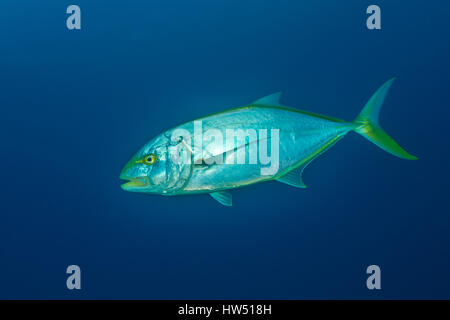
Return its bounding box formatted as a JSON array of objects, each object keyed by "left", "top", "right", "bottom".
[
  {"left": 276, "top": 134, "right": 346, "bottom": 189},
  {"left": 276, "top": 165, "right": 307, "bottom": 188}
]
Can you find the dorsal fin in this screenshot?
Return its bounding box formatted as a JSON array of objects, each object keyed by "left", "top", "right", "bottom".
[{"left": 253, "top": 92, "right": 282, "bottom": 106}]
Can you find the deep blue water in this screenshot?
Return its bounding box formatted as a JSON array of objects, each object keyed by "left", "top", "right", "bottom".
[{"left": 1, "top": 0, "right": 449, "bottom": 299}]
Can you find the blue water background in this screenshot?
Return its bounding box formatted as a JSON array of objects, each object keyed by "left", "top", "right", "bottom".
[{"left": 1, "top": 0, "right": 449, "bottom": 298}]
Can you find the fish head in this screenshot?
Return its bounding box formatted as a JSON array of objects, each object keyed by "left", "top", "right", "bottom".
[{"left": 120, "top": 132, "right": 191, "bottom": 194}]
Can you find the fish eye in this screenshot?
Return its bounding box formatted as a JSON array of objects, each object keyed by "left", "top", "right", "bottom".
[{"left": 143, "top": 154, "right": 157, "bottom": 165}]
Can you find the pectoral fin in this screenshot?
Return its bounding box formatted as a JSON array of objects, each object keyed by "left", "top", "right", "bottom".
[
  {"left": 276, "top": 165, "right": 307, "bottom": 188},
  {"left": 210, "top": 191, "right": 232, "bottom": 206}
]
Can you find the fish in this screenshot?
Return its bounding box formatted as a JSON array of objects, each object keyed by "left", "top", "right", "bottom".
[{"left": 120, "top": 78, "right": 417, "bottom": 206}]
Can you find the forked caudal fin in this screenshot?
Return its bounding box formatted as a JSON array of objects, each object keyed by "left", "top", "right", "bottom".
[{"left": 353, "top": 78, "right": 418, "bottom": 160}]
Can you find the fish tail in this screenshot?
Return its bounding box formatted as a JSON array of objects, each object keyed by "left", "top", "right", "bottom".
[{"left": 353, "top": 78, "right": 418, "bottom": 160}]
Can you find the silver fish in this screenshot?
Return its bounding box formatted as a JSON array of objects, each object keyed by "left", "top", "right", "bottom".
[{"left": 120, "top": 78, "right": 417, "bottom": 206}]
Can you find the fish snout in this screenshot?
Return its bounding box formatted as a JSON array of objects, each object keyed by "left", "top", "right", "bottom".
[
  {"left": 120, "top": 173, "right": 150, "bottom": 190},
  {"left": 120, "top": 163, "right": 150, "bottom": 190}
]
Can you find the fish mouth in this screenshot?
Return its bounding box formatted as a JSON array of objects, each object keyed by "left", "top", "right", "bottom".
[{"left": 120, "top": 175, "right": 150, "bottom": 189}]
